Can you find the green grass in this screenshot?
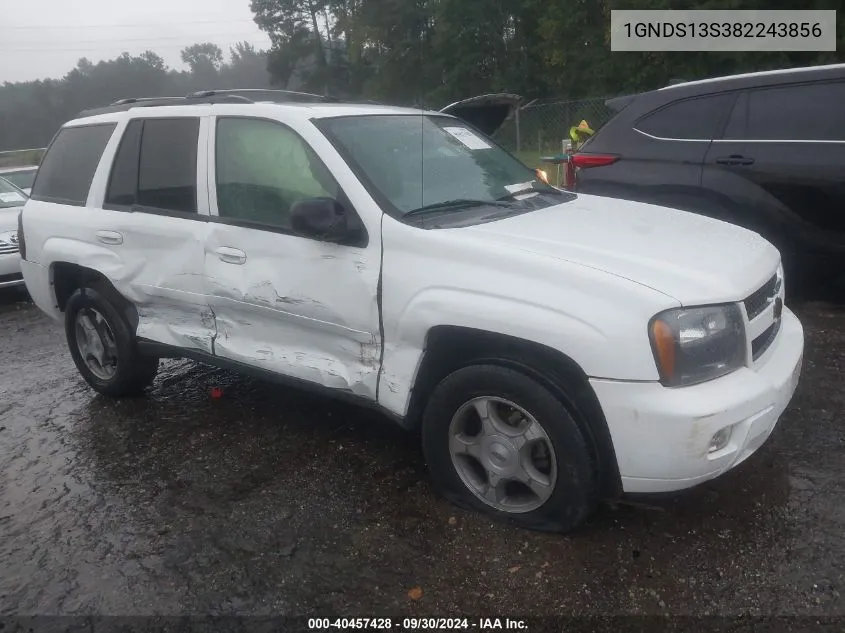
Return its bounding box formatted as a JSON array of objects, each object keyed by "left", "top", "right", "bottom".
[{"left": 515, "top": 150, "right": 545, "bottom": 170}]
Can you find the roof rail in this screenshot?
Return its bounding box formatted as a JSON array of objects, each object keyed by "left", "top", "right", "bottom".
[
  {"left": 75, "top": 88, "right": 340, "bottom": 119},
  {"left": 76, "top": 93, "right": 255, "bottom": 118},
  {"left": 110, "top": 96, "right": 185, "bottom": 106},
  {"left": 188, "top": 88, "right": 339, "bottom": 103}
]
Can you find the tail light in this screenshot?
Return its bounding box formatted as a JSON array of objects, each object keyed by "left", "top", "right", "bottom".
[
  {"left": 563, "top": 153, "right": 621, "bottom": 191},
  {"left": 17, "top": 211, "right": 26, "bottom": 260}
]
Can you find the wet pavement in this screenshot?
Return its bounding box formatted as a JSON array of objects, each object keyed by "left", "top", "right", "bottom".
[{"left": 1, "top": 287, "right": 844, "bottom": 617}]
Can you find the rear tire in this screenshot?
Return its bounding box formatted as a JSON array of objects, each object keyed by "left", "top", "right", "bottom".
[
  {"left": 421, "top": 364, "right": 597, "bottom": 533},
  {"left": 65, "top": 287, "right": 159, "bottom": 397}
]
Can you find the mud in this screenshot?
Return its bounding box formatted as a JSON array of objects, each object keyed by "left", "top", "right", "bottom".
[{"left": 1, "top": 286, "right": 844, "bottom": 616}]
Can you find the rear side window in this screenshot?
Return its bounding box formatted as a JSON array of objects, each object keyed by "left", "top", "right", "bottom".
[
  {"left": 742, "top": 82, "right": 845, "bottom": 141},
  {"left": 105, "top": 117, "right": 199, "bottom": 213},
  {"left": 635, "top": 93, "right": 735, "bottom": 141},
  {"left": 30, "top": 124, "right": 116, "bottom": 206},
  {"left": 105, "top": 120, "right": 142, "bottom": 207}
]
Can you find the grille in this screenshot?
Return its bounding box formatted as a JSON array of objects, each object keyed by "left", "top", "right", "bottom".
[
  {"left": 0, "top": 272, "right": 22, "bottom": 284},
  {"left": 744, "top": 273, "right": 780, "bottom": 321},
  {"left": 752, "top": 318, "right": 781, "bottom": 361},
  {"left": 0, "top": 243, "right": 18, "bottom": 255}
]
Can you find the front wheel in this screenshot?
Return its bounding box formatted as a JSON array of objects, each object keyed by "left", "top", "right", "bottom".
[
  {"left": 65, "top": 287, "right": 159, "bottom": 397},
  {"left": 421, "top": 365, "right": 597, "bottom": 533}
]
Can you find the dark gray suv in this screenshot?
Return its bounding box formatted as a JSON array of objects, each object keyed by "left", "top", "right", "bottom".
[{"left": 572, "top": 63, "right": 845, "bottom": 287}]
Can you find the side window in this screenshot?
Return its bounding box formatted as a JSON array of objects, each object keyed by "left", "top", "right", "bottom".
[
  {"left": 30, "top": 123, "right": 117, "bottom": 206},
  {"left": 215, "top": 117, "right": 339, "bottom": 231},
  {"left": 104, "top": 117, "right": 200, "bottom": 213},
  {"left": 745, "top": 82, "right": 845, "bottom": 141},
  {"left": 635, "top": 93, "right": 735, "bottom": 140},
  {"left": 105, "top": 119, "right": 143, "bottom": 207},
  {"left": 138, "top": 118, "right": 199, "bottom": 213},
  {"left": 722, "top": 91, "right": 748, "bottom": 139}
]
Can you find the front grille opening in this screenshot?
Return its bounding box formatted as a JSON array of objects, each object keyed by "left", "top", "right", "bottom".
[
  {"left": 744, "top": 273, "right": 780, "bottom": 321},
  {"left": 752, "top": 319, "right": 781, "bottom": 361}
]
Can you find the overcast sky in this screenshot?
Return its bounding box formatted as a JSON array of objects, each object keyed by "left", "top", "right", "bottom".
[{"left": 1, "top": 0, "right": 272, "bottom": 83}]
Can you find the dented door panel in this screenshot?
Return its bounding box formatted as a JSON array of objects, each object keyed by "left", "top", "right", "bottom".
[
  {"left": 104, "top": 210, "right": 215, "bottom": 353},
  {"left": 203, "top": 224, "right": 382, "bottom": 397},
  {"left": 93, "top": 114, "right": 215, "bottom": 353},
  {"left": 204, "top": 114, "right": 383, "bottom": 399}
]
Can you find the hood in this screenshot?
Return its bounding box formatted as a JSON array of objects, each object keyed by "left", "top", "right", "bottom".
[
  {"left": 439, "top": 93, "right": 523, "bottom": 137},
  {"left": 462, "top": 194, "right": 780, "bottom": 305}
]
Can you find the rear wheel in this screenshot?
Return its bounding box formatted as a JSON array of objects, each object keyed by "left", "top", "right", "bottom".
[
  {"left": 421, "top": 365, "right": 597, "bottom": 533},
  {"left": 65, "top": 287, "right": 159, "bottom": 397}
]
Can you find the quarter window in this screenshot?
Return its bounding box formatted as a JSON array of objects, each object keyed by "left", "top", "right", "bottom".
[
  {"left": 636, "top": 94, "right": 735, "bottom": 140},
  {"left": 30, "top": 124, "right": 116, "bottom": 206}
]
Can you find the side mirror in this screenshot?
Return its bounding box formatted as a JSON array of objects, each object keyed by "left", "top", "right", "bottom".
[{"left": 290, "top": 197, "right": 348, "bottom": 242}]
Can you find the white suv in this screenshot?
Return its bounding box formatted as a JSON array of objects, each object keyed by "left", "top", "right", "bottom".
[{"left": 19, "top": 91, "right": 804, "bottom": 532}]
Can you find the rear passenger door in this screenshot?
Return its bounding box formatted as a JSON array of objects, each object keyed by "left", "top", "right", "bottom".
[
  {"left": 97, "top": 114, "right": 216, "bottom": 353},
  {"left": 703, "top": 81, "right": 845, "bottom": 253}
]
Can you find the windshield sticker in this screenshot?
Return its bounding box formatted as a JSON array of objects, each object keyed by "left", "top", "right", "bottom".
[
  {"left": 444, "top": 127, "right": 492, "bottom": 151},
  {"left": 0, "top": 192, "right": 25, "bottom": 203}
]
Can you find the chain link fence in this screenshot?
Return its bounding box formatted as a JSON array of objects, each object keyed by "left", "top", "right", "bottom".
[
  {"left": 0, "top": 148, "right": 45, "bottom": 169},
  {"left": 494, "top": 96, "right": 617, "bottom": 168}
]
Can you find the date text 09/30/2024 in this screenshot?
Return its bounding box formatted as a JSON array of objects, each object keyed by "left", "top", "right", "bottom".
[{"left": 308, "top": 618, "right": 528, "bottom": 630}]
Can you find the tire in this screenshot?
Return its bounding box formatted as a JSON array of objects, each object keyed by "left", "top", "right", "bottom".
[
  {"left": 65, "top": 287, "right": 159, "bottom": 397},
  {"left": 421, "top": 364, "right": 597, "bottom": 533}
]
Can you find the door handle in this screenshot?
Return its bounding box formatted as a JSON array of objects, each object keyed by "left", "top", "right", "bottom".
[
  {"left": 215, "top": 246, "right": 247, "bottom": 265},
  {"left": 716, "top": 155, "right": 755, "bottom": 167},
  {"left": 95, "top": 230, "right": 123, "bottom": 245}
]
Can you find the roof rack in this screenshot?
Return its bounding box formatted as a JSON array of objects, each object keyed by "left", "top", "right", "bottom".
[
  {"left": 75, "top": 88, "right": 338, "bottom": 119},
  {"left": 188, "top": 88, "right": 340, "bottom": 103}
]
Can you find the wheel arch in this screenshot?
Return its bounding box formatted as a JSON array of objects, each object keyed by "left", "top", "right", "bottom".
[
  {"left": 51, "top": 262, "right": 140, "bottom": 332},
  {"left": 406, "top": 325, "right": 623, "bottom": 499}
]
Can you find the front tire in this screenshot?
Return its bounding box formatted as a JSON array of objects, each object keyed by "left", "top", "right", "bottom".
[
  {"left": 65, "top": 287, "right": 159, "bottom": 397},
  {"left": 421, "top": 365, "right": 597, "bottom": 533}
]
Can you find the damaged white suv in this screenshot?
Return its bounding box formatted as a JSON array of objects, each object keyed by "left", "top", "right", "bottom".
[{"left": 19, "top": 90, "right": 804, "bottom": 532}]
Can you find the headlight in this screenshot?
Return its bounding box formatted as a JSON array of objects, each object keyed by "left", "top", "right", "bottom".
[{"left": 649, "top": 304, "right": 746, "bottom": 387}]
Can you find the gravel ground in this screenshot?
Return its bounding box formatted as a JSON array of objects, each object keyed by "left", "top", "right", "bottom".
[{"left": 1, "top": 287, "right": 843, "bottom": 619}]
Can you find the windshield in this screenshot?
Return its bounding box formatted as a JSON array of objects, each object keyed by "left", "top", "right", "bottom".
[
  {"left": 0, "top": 177, "right": 28, "bottom": 209},
  {"left": 317, "top": 114, "right": 555, "bottom": 217},
  {"left": 2, "top": 169, "right": 37, "bottom": 190}
]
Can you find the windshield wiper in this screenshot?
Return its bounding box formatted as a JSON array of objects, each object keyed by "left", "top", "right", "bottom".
[{"left": 405, "top": 199, "right": 509, "bottom": 217}]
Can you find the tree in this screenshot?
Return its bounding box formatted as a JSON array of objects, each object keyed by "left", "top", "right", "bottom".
[
  {"left": 0, "top": 43, "right": 271, "bottom": 151},
  {"left": 180, "top": 43, "right": 224, "bottom": 73}
]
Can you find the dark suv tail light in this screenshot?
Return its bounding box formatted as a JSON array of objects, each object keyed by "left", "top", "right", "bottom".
[
  {"left": 572, "top": 153, "right": 621, "bottom": 169},
  {"left": 564, "top": 153, "right": 621, "bottom": 191},
  {"left": 17, "top": 210, "right": 26, "bottom": 261}
]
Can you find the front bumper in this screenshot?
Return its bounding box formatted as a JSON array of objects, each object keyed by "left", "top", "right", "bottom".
[
  {"left": 591, "top": 308, "right": 804, "bottom": 493},
  {"left": 0, "top": 252, "right": 24, "bottom": 288}
]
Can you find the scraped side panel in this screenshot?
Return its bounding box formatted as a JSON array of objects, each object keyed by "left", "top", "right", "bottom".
[
  {"left": 102, "top": 210, "right": 216, "bottom": 354},
  {"left": 204, "top": 223, "right": 382, "bottom": 398}
]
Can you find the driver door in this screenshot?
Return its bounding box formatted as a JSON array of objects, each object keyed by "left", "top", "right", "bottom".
[{"left": 203, "top": 115, "right": 382, "bottom": 399}]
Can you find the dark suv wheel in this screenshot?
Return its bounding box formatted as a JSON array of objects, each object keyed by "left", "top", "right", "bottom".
[
  {"left": 421, "top": 364, "right": 597, "bottom": 533},
  {"left": 65, "top": 287, "right": 159, "bottom": 397}
]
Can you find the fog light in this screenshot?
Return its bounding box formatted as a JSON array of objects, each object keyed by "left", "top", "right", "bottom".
[{"left": 709, "top": 426, "right": 732, "bottom": 453}]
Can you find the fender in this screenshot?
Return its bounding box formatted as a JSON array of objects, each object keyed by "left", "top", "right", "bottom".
[{"left": 377, "top": 286, "right": 659, "bottom": 418}]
